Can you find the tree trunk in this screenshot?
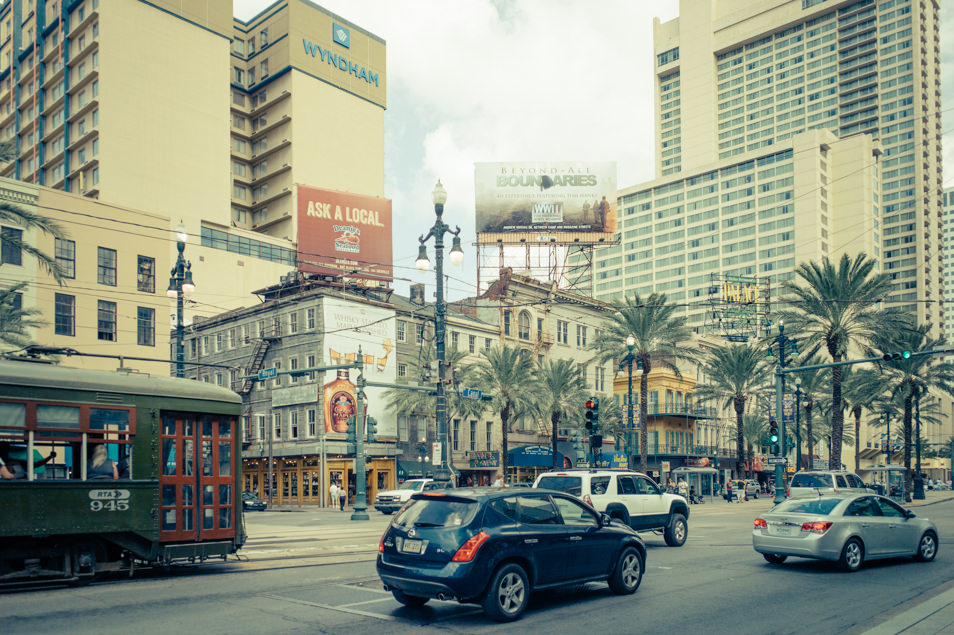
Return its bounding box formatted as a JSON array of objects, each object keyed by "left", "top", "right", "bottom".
[
  {"left": 501, "top": 403, "right": 510, "bottom": 484},
  {"left": 805, "top": 400, "right": 815, "bottom": 467},
  {"left": 853, "top": 406, "right": 861, "bottom": 473},
  {"left": 830, "top": 357, "right": 844, "bottom": 469},
  {"left": 903, "top": 393, "right": 913, "bottom": 500},
  {"left": 639, "top": 362, "right": 650, "bottom": 473},
  {"left": 735, "top": 397, "right": 746, "bottom": 479},
  {"left": 552, "top": 411, "right": 561, "bottom": 470}
]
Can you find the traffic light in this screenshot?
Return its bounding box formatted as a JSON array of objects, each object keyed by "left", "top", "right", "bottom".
[
  {"left": 346, "top": 416, "right": 356, "bottom": 444},
  {"left": 591, "top": 434, "right": 603, "bottom": 449},
  {"left": 883, "top": 351, "right": 911, "bottom": 361},
  {"left": 769, "top": 419, "right": 779, "bottom": 444},
  {"left": 366, "top": 416, "right": 378, "bottom": 443},
  {"left": 584, "top": 398, "right": 599, "bottom": 432}
]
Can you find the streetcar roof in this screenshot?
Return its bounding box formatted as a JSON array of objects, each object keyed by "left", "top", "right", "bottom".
[{"left": 0, "top": 359, "right": 242, "bottom": 404}]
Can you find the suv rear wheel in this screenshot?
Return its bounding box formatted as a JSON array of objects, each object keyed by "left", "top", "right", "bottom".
[
  {"left": 482, "top": 563, "right": 529, "bottom": 622},
  {"left": 664, "top": 513, "right": 687, "bottom": 547},
  {"left": 608, "top": 547, "right": 643, "bottom": 595}
]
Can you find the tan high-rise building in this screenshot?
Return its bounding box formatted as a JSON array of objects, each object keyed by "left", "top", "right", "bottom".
[
  {"left": 0, "top": 0, "right": 387, "bottom": 323},
  {"left": 652, "top": 0, "right": 944, "bottom": 328}
]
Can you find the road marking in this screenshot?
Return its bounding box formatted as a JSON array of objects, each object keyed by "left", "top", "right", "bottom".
[
  {"left": 341, "top": 597, "right": 396, "bottom": 608},
  {"left": 261, "top": 593, "right": 397, "bottom": 621}
]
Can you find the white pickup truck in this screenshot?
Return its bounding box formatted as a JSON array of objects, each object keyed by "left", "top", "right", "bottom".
[{"left": 373, "top": 478, "right": 454, "bottom": 514}]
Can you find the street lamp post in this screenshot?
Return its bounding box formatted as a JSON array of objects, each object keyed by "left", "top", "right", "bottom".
[
  {"left": 166, "top": 221, "right": 195, "bottom": 378},
  {"left": 418, "top": 442, "right": 429, "bottom": 478},
  {"left": 769, "top": 320, "right": 792, "bottom": 504},
  {"left": 914, "top": 389, "right": 924, "bottom": 500},
  {"left": 619, "top": 336, "right": 638, "bottom": 469},
  {"left": 794, "top": 376, "right": 802, "bottom": 471},
  {"left": 416, "top": 181, "right": 464, "bottom": 483}
]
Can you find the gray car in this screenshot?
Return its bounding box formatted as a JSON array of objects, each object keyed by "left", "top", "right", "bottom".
[
  {"left": 752, "top": 494, "right": 938, "bottom": 572},
  {"left": 786, "top": 470, "right": 872, "bottom": 498}
]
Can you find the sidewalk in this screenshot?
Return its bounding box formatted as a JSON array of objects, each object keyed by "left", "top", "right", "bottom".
[
  {"left": 687, "top": 489, "right": 954, "bottom": 515},
  {"left": 863, "top": 584, "right": 954, "bottom": 635}
]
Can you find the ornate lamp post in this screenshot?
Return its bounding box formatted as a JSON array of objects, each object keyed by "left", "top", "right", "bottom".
[
  {"left": 416, "top": 181, "right": 463, "bottom": 482},
  {"left": 619, "top": 335, "right": 638, "bottom": 469},
  {"left": 166, "top": 221, "right": 195, "bottom": 378},
  {"left": 794, "top": 376, "right": 802, "bottom": 471},
  {"left": 418, "top": 442, "right": 429, "bottom": 478}
]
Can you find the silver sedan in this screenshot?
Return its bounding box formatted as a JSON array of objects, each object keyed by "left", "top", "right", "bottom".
[{"left": 752, "top": 494, "right": 938, "bottom": 572}]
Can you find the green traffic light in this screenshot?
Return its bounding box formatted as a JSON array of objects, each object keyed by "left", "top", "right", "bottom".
[
  {"left": 770, "top": 434, "right": 778, "bottom": 443},
  {"left": 902, "top": 351, "right": 911, "bottom": 359}
]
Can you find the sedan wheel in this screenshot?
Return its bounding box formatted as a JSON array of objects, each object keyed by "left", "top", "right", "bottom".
[
  {"left": 915, "top": 532, "right": 938, "bottom": 562},
  {"left": 763, "top": 553, "right": 787, "bottom": 565},
  {"left": 838, "top": 538, "right": 864, "bottom": 572},
  {"left": 482, "top": 563, "right": 529, "bottom": 622},
  {"left": 608, "top": 547, "right": 644, "bottom": 595}
]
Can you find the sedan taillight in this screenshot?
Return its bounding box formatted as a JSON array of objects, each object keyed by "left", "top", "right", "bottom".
[
  {"left": 801, "top": 521, "right": 833, "bottom": 534},
  {"left": 452, "top": 531, "right": 490, "bottom": 562},
  {"left": 754, "top": 518, "right": 767, "bottom": 529}
]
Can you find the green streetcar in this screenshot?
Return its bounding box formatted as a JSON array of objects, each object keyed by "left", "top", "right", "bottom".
[{"left": 0, "top": 359, "right": 245, "bottom": 587}]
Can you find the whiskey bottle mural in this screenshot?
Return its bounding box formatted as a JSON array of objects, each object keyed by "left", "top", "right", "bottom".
[{"left": 323, "top": 369, "right": 356, "bottom": 433}]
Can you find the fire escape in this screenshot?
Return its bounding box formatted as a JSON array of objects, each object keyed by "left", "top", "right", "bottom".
[{"left": 238, "top": 325, "right": 282, "bottom": 447}]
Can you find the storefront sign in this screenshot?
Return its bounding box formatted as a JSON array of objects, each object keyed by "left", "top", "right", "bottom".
[{"left": 467, "top": 451, "right": 499, "bottom": 468}]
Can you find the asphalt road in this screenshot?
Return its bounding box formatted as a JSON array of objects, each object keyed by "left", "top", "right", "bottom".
[{"left": 3, "top": 497, "right": 953, "bottom": 634}]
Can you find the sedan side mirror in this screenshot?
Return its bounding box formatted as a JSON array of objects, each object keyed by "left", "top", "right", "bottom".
[{"left": 904, "top": 509, "right": 916, "bottom": 519}]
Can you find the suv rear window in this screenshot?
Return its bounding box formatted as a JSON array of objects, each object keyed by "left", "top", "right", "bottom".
[
  {"left": 394, "top": 498, "right": 477, "bottom": 529},
  {"left": 790, "top": 474, "right": 831, "bottom": 488},
  {"left": 536, "top": 476, "right": 582, "bottom": 496}
]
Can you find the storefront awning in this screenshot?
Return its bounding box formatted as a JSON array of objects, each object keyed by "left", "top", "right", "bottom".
[{"left": 508, "top": 445, "right": 567, "bottom": 468}]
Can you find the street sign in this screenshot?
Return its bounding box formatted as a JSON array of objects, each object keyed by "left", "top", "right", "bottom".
[
  {"left": 461, "top": 387, "right": 482, "bottom": 400},
  {"left": 767, "top": 458, "right": 787, "bottom": 465},
  {"left": 661, "top": 461, "right": 671, "bottom": 472},
  {"left": 431, "top": 442, "right": 442, "bottom": 466},
  {"left": 258, "top": 367, "right": 278, "bottom": 380}
]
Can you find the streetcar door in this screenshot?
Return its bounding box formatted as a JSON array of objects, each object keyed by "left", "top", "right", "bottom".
[{"left": 160, "top": 413, "right": 236, "bottom": 541}]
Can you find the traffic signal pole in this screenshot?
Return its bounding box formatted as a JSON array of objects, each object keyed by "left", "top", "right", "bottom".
[{"left": 773, "top": 327, "right": 787, "bottom": 504}]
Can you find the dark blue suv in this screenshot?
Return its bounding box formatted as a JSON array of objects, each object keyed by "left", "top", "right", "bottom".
[{"left": 376, "top": 488, "right": 646, "bottom": 621}]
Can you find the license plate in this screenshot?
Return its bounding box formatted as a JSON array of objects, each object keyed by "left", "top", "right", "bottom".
[
  {"left": 774, "top": 524, "right": 794, "bottom": 536},
  {"left": 402, "top": 539, "right": 424, "bottom": 554}
]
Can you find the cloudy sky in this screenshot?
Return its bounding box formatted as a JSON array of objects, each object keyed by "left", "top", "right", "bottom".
[{"left": 234, "top": 0, "right": 954, "bottom": 302}]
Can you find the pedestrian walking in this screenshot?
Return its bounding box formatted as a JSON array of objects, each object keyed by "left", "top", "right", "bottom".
[
  {"left": 725, "top": 479, "right": 734, "bottom": 503},
  {"left": 329, "top": 481, "right": 338, "bottom": 509},
  {"left": 492, "top": 473, "right": 503, "bottom": 487},
  {"left": 339, "top": 484, "right": 347, "bottom": 511},
  {"left": 677, "top": 478, "right": 689, "bottom": 499}
]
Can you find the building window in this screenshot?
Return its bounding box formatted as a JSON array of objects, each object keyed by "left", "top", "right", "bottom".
[
  {"left": 503, "top": 310, "right": 511, "bottom": 336},
  {"left": 537, "top": 318, "right": 544, "bottom": 341},
  {"left": 469, "top": 421, "right": 476, "bottom": 451},
  {"left": 397, "top": 363, "right": 407, "bottom": 378},
  {"left": 137, "top": 255, "right": 154, "bottom": 293},
  {"left": 557, "top": 320, "right": 568, "bottom": 344},
  {"left": 97, "top": 300, "right": 116, "bottom": 341},
  {"left": 233, "top": 67, "right": 244, "bottom": 84},
  {"left": 290, "top": 411, "right": 298, "bottom": 439},
  {"left": 228, "top": 328, "right": 236, "bottom": 349},
  {"left": 595, "top": 366, "right": 605, "bottom": 392},
  {"left": 1, "top": 226, "right": 22, "bottom": 265},
  {"left": 576, "top": 325, "right": 587, "bottom": 347},
  {"left": 260, "top": 28, "right": 268, "bottom": 47},
  {"left": 486, "top": 421, "right": 493, "bottom": 450},
  {"left": 289, "top": 357, "right": 299, "bottom": 383},
  {"left": 288, "top": 312, "right": 298, "bottom": 334},
  {"left": 453, "top": 419, "right": 460, "bottom": 451},
  {"left": 137, "top": 307, "right": 154, "bottom": 346},
  {"left": 451, "top": 331, "right": 459, "bottom": 349},
  {"left": 307, "top": 354, "right": 316, "bottom": 380},
  {"left": 273, "top": 360, "right": 281, "bottom": 387},
  {"left": 396, "top": 320, "right": 406, "bottom": 342},
  {"left": 257, "top": 415, "right": 266, "bottom": 442},
  {"left": 308, "top": 409, "right": 316, "bottom": 437},
  {"left": 55, "top": 238, "right": 75, "bottom": 278},
  {"left": 518, "top": 311, "right": 531, "bottom": 340},
  {"left": 54, "top": 293, "right": 74, "bottom": 336},
  {"left": 97, "top": 246, "right": 116, "bottom": 286},
  {"left": 306, "top": 307, "right": 316, "bottom": 329},
  {"left": 273, "top": 412, "right": 281, "bottom": 439},
  {"left": 484, "top": 338, "right": 492, "bottom": 351},
  {"left": 468, "top": 334, "right": 476, "bottom": 353}
]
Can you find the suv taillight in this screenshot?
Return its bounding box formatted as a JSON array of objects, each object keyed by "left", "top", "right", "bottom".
[
  {"left": 452, "top": 531, "right": 489, "bottom": 562},
  {"left": 583, "top": 494, "right": 593, "bottom": 507}
]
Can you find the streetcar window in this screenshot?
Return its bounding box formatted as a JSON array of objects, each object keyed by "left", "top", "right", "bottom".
[{"left": 0, "top": 402, "right": 25, "bottom": 428}]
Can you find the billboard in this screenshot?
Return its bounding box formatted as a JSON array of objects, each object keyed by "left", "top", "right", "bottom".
[
  {"left": 321, "top": 297, "right": 395, "bottom": 437},
  {"left": 475, "top": 162, "right": 617, "bottom": 235},
  {"left": 297, "top": 185, "right": 393, "bottom": 281}
]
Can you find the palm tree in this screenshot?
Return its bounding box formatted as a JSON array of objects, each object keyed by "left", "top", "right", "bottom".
[
  {"left": 466, "top": 344, "right": 536, "bottom": 481},
  {"left": 532, "top": 358, "right": 587, "bottom": 469},
  {"left": 0, "top": 201, "right": 68, "bottom": 283},
  {"left": 694, "top": 343, "right": 768, "bottom": 479},
  {"left": 0, "top": 282, "right": 45, "bottom": 350},
  {"left": 871, "top": 324, "right": 954, "bottom": 496},
  {"left": 742, "top": 413, "right": 767, "bottom": 472},
  {"left": 840, "top": 367, "right": 887, "bottom": 472},
  {"left": 590, "top": 292, "right": 696, "bottom": 473},
  {"left": 781, "top": 253, "right": 910, "bottom": 470}
]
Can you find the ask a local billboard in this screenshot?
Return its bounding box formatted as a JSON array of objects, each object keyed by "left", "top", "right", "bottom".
[
  {"left": 475, "top": 161, "right": 617, "bottom": 236},
  {"left": 296, "top": 185, "right": 393, "bottom": 282}
]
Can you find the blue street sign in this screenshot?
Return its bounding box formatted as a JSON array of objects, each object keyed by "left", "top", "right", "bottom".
[
  {"left": 461, "top": 387, "right": 482, "bottom": 400},
  {"left": 258, "top": 367, "right": 278, "bottom": 380}
]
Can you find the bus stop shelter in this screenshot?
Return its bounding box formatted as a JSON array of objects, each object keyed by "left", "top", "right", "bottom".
[
  {"left": 861, "top": 464, "right": 908, "bottom": 504},
  {"left": 671, "top": 466, "right": 719, "bottom": 504}
]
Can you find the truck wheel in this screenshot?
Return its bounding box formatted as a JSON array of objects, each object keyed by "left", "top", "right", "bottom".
[{"left": 664, "top": 513, "right": 687, "bottom": 547}]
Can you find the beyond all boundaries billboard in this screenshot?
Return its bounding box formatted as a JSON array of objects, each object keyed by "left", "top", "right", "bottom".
[
  {"left": 296, "top": 185, "right": 393, "bottom": 281},
  {"left": 475, "top": 162, "right": 617, "bottom": 237}
]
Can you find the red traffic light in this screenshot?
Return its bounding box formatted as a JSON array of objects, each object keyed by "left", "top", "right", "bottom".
[{"left": 585, "top": 399, "right": 596, "bottom": 409}]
